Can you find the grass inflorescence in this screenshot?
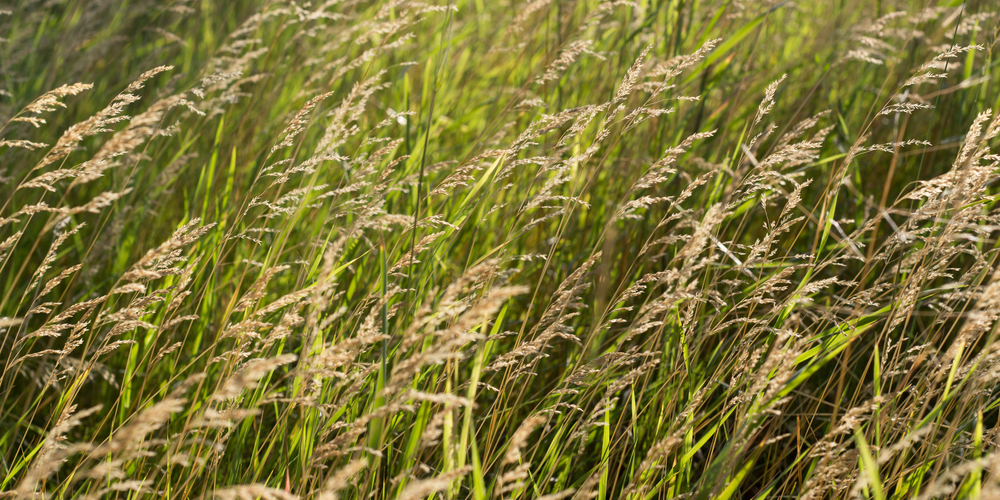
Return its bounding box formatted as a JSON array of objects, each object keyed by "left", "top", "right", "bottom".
[{"left": 2, "top": 0, "right": 1000, "bottom": 498}]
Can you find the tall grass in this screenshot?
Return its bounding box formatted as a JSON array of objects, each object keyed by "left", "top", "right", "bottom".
[{"left": 1, "top": 0, "right": 1000, "bottom": 498}]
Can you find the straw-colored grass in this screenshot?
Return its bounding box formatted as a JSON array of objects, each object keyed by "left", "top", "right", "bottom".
[{"left": 2, "top": 1, "right": 1000, "bottom": 498}]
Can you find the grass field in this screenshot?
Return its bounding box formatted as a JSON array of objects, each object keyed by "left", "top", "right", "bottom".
[{"left": 2, "top": 0, "right": 1000, "bottom": 498}]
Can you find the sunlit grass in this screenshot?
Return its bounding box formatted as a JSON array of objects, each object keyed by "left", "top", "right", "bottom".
[{"left": 2, "top": 1, "right": 1000, "bottom": 499}]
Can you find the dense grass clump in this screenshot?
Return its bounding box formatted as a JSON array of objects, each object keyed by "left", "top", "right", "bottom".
[{"left": 3, "top": 0, "right": 1000, "bottom": 498}]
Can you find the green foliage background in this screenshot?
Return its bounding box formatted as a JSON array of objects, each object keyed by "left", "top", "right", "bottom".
[{"left": 2, "top": 0, "right": 1000, "bottom": 499}]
